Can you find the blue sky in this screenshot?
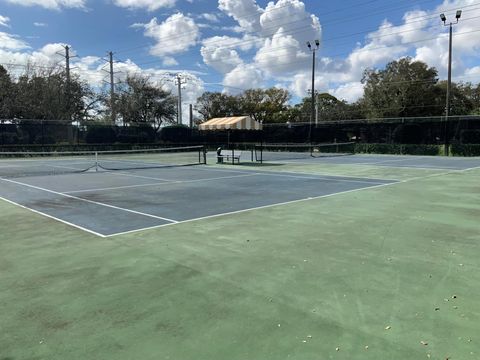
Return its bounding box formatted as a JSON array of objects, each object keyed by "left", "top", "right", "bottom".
[{"left": 1, "top": 0, "right": 479, "bottom": 122}]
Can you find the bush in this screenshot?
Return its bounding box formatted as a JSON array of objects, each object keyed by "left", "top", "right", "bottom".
[
  {"left": 0, "top": 132, "right": 20, "bottom": 145},
  {"left": 34, "top": 135, "right": 56, "bottom": 145},
  {"left": 460, "top": 130, "right": 480, "bottom": 144},
  {"left": 85, "top": 126, "right": 117, "bottom": 144},
  {"left": 355, "top": 143, "right": 442, "bottom": 156},
  {"left": 159, "top": 125, "right": 192, "bottom": 142},
  {"left": 392, "top": 124, "right": 424, "bottom": 144},
  {"left": 450, "top": 144, "right": 480, "bottom": 157}
]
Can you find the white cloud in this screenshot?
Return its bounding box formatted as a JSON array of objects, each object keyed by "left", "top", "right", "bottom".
[
  {"left": 223, "top": 64, "right": 263, "bottom": 93},
  {"left": 254, "top": 28, "right": 309, "bottom": 76},
  {"left": 162, "top": 56, "right": 178, "bottom": 67},
  {"left": 213, "top": 0, "right": 322, "bottom": 91},
  {"left": 0, "top": 15, "right": 10, "bottom": 27},
  {"left": 465, "top": 66, "right": 480, "bottom": 77},
  {"left": 200, "top": 13, "right": 220, "bottom": 23},
  {"left": 200, "top": 35, "right": 246, "bottom": 74},
  {"left": 33, "top": 22, "right": 48, "bottom": 27},
  {"left": 330, "top": 82, "right": 365, "bottom": 103},
  {"left": 288, "top": 71, "right": 329, "bottom": 98},
  {"left": 5, "top": 0, "right": 86, "bottom": 10},
  {"left": 201, "top": 46, "right": 243, "bottom": 74},
  {"left": 141, "top": 13, "right": 200, "bottom": 57},
  {"left": 113, "top": 0, "right": 176, "bottom": 11},
  {"left": 0, "top": 32, "right": 30, "bottom": 50},
  {"left": 218, "top": 0, "right": 263, "bottom": 32},
  {"left": 259, "top": 0, "right": 321, "bottom": 40}
]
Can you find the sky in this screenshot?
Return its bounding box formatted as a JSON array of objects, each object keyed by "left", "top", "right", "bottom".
[{"left": 1, "top": 0, "right": 480, "bottom": 123}]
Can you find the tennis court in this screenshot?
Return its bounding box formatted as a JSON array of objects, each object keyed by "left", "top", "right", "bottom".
[
  {"left": 0, "top": 160, "right": 397, "bottom": 237},
  {"left": 1, "top": 148, "right": 479, "bottom": 360},
  {"left": 263, "top": 153, "right": 480, "bottom": 170}
]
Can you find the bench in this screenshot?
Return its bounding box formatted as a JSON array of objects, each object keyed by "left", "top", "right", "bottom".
[{"left": 218, "top": 150, "right": 242, "bottom": 164}]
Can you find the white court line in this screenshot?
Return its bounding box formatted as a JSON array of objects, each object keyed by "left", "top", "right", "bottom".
[
  {"left": 106, "top": 181, "right": 398, "bottom": 238},
  {"left": 64, "top": 172, "right": 388, "bottom": 194},
  {"left": 275, "top": 159, "right": 462, "bottom": 171},
  {"left": 0, "top": 195, "right": 107, "bottom": 238},
  {"left": 256, "top": 171, "right": 391, "bottom": 185},
  {"left": 249, "top": 167, "right": 401, "bottom": 182},
  {"left": 463, "top": 165, "right": 480, "bottom": 172},
  {"left": 64, "top": 173, "right": 260, "bottom": 194},
  {"left": 107, "top": 164, "right": 480, "bottom": 238},
  {"left": 193, "top": 164, "right": 398, "bottom": 183},
  {"left": 0, "top": 177, "right": 178, "bottom": 224},
  {"left": 1, "top": 161, "right": 476, "bottom": 238},
  {"left": 104, "top": 171, "right": 181, "bottom": 182},
  {"left": 350, "top": 158, "right": 420, "bottom": 165}
]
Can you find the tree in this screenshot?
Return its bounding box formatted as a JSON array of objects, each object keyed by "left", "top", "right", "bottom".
[
  {"left": 294, "top": 93, "right": 364, "bottom": 122},
  {"left": 13, "top": 66, "right": 94, "bottom": 121},
  {"left": 0, "top": 65, "right": 16, "bottom": 120},
  {"left": 238, "top": 87, "right": 291, "bottom": 123},
  {"left": 434, "top": 81, "right": 474, "bottom": 116},
  {"left": 116, "top": 74, "right": 177, "bottom": 131},
  {"left": 361, "top": 58, "right": 440, "bottom": 118},
  {"left": 194, "top": 92, "right": 241, "bottom": 121}
]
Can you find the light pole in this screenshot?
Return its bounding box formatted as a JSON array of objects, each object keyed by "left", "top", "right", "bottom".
[
  {"left": 440, "top": 10, "right": 462, "bottom": 156},
  {"left": 307, "top": 40, "right": 320, "bottom": 145},
  {"left": 308, "top": 89, "right": 319, "bottom": 125}
]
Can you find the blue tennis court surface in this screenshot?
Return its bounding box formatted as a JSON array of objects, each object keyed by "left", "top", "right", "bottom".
[
  {"left": 0, "top": 165, "right": 397, "bottom": 237},
  {"left": 263, "top": 153, "right": 480, "bottom": 170},
  {"left": 1, "top": 153, "right": 478, "bottom": 237}
]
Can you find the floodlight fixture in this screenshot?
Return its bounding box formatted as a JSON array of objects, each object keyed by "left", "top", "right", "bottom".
[
  {"left": 456, "top": 10, "right": 462, "bottom": 19},
  {"left": 306, "top": 41, "right": 311, "bottom": 49},
  {"left": 440, "top": 13, "right": 446, "bottom": 22},
  {"left": 315, "top": 39, "right": 320, "bottom": 47}
]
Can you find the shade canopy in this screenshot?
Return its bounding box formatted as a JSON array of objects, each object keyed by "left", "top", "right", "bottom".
[{"left": 198, "top": 116, "right": 263, "bottom": 131}]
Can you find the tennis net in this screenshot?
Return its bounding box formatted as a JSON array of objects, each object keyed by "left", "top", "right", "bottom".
[
  {"left": 254, "top": 142, "right": 355, "bottom": 163},
  {"left": 0, "top": 146, "right": 206, "bottom": 178}
]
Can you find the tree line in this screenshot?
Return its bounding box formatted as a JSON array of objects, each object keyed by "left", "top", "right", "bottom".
[
  {"left": 0, "top": 65, "right": 177, "bottom": 129},
  {"left": 195, "top": 58, "right": 480, "bottom": 123},
  {"left": 1, "top": 58, "right": 480, "bottom": 127}
]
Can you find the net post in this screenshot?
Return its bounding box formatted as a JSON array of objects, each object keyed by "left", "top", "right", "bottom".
[
  {"left": 95, "top": 151, "right": 98, "bottom": 172},
  {"left": 201, "top": 146, "right": 207, "bottom": 165},
  {"left": 231, "top": 148, "right": 235, "bottom": 165}
]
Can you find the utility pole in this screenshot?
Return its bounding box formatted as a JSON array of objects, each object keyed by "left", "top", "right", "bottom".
[
  {"left": 101, "top": 52, "right": 119, "bottom": 124},
  {"left": 65, "top": 46, "right": 71, "bottom": 84},
  {"left": 57, "top": 45, "right": 77, "bottom": 120},
  {"left": 109, "top": 52, "right": 116, "bottom": 124},
  {"left": 175, "top": 74, "right": 187, "bottom": 124},
  {"left": 189, "top": 104, "right": 194, "bottom": 128},
  {"left": 57, "top": 45, "right": 76, "bottom": 84},
  {"left": 306, "top": 40, "right": 320, "bottom": 145},
  {"left": 440, "top": 10, "right": 462, "bottom": 156}
]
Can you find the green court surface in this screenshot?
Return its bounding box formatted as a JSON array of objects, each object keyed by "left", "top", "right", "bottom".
[{"left": 1, "top": 162, "right": 479, "bottom": 360}]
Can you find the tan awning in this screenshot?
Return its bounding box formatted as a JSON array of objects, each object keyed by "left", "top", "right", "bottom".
[{"left": 198, "top": 116, "right": 263, "bottom": 130}]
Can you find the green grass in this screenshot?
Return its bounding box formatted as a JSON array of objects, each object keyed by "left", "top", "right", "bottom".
[{"left": 1, "top": 163, "right": 479, "bottom": 360}]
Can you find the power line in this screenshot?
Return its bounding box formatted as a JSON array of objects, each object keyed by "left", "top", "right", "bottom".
[{"left": 114, "top": 0, "right": 437, "bottom": 57}]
